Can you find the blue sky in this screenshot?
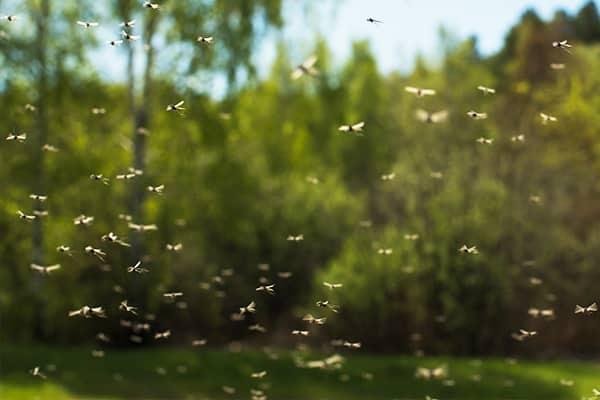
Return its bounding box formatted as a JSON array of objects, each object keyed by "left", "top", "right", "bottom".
[
  {"left": 260, "top": 0, "right": 596, "bottom": 74},
  {"left": 88, "top": 0, "right": 595, "bottom": 95}
]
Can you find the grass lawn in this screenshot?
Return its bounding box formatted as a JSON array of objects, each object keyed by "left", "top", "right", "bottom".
[{"left": 1, "top": 345, "right": 600, "bottom": 399}]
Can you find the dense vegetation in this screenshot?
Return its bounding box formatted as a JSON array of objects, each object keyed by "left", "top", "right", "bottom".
[{"left": 2, "top": 0, "right": 600, "bottom": 359}]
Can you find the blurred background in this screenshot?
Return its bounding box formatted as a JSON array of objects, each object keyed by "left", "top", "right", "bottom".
[{"left": 2, "top": 0, "right": 600, "bottom": 361}]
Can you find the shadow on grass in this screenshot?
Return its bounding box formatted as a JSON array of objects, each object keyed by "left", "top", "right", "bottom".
[{"left": 0, "top": 345, "right": 590, "bottom": 400}]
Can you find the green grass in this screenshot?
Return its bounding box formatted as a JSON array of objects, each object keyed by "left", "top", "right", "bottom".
[{"left": 1, "top": 345, "right": 600, "bottom": 399}]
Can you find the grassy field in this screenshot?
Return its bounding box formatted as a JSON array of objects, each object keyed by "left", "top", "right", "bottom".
[{"left": 1, "top": 346, "right": 600, "bottom": 399}]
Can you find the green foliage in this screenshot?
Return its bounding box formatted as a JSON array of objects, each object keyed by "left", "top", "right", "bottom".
[
  {"left": 574, "top": 1, "right": 600, "bottom": 42},
  {"left": 2, "top": 0, "right": 600, "bottom": 359}
]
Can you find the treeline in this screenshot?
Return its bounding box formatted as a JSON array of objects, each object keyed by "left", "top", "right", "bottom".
[{"left": 2, "top": 0, "right": 600, "bottom": 356}]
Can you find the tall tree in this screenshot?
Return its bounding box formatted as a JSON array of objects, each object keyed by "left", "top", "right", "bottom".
[
  {"left": 30, "top": 0, "right": 51, "bottom": 341},
  {"left": 0, "top": 0, "right": 91, "bottom": 340},
  {"left": 113, "top": 0, "right": 160, "bottom": 260},
  {"left": 111, "top": 1, "right": 283, "bottom": 262},
  {"left": 574, "top": 0, "right": 600, "bottom": 42}
]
